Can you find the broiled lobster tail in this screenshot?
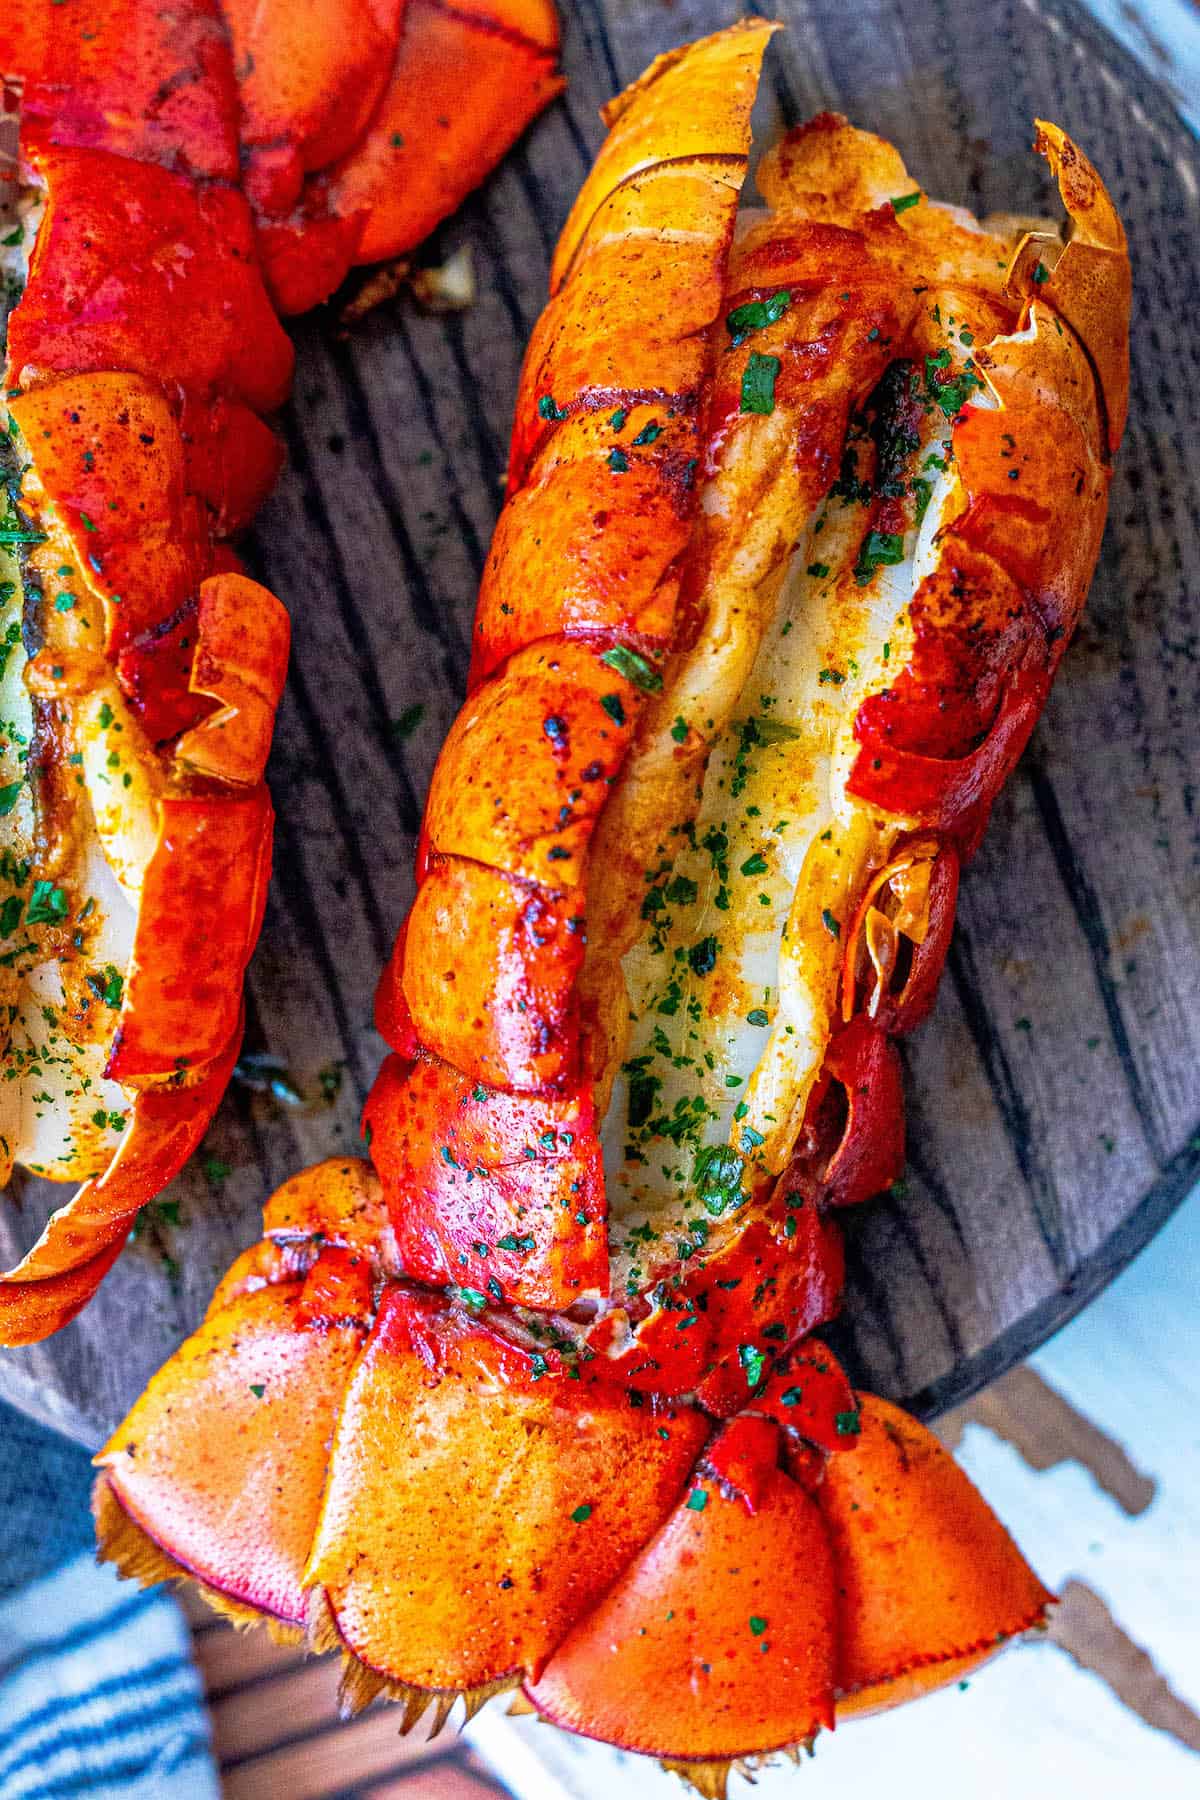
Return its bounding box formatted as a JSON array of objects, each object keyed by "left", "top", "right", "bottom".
[
  {"left": 96, "top": 20, "right": 1128, "bottom": 1779},
  {"left": 0, "top": 0, "right": 562, "bottom": 1342}
]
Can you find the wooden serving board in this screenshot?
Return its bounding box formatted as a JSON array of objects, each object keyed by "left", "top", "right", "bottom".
[{"left": 2, "top": 0, "right": 1198, "bottom": 1447}]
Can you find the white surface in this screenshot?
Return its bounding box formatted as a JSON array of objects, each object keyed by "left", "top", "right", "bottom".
[{"left": 470, "top": 1185, "right": 1200, "bottom": 1797}]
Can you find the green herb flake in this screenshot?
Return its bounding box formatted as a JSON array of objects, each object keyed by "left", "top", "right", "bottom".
[
  {"left": 685, "top": 1487, "right": 708, "bottom": 1512},
  {"left": 693, "top": 1144, "right": 745, "bottom": 1218},
  {"left": 1032, "top": 261, "right": 1050, "bottom": 285},
  {"left": 538, "top": 394, "right": 568, "bottom": 421},
  {"left": 746, "top": 1008, "right": 769, "bottom": 1027},
  {"left": 26, "top": 881, "right": 69, "bottom": 926},
  {"left": 749, "top": 1615, "right": 768, "bottom": 1636},
  {"left": 835, "top": 1408, "right": 862, "bottom": 1436},
  {"left": 806, "top": 561, "right": 830, "bottom": 579},
  {"left": 249, "top": 1384, "right": 266, "bottom": 1399},
  {"left": 689, "top": 935, "right": 718, "bottom": 977},
  {"left": 821, "top": 908, "right": 841, "bottom": 940},
  {"left": 738, "top": 1343, "right": 766, "bottom": 1389},
  {"left": 600, "top": 692, "right": 625, "bottom": 726},
  {"left": 670, "top": 715, "right": 689, "bottom": 743},
  {"left": 0, "top": 781, "right": 22, "bottom": 817},
  {"left": 740, "top": 351, "right": 781, "bottom": 416},
  {"left": 391, "top": 703, "right": 424, "bottom": 741},
  {"left": 890, "top": 190, "right": 922, "bottom": 213},
  {"left": 726, "top": 289, "right": 791, "bottom": 344},
  {"left": 496, "top": 1232, "right": 536, "bottom": 1254},
  {"left": 854, "top": 529, "right": 905, "bottom": 585},
  {"left": 608, "top": 447, "right": 630, "bottom": 473},
  {"left": 600, "top": 644, "right": 662, "bottom": 692},
  {"left": 570, "top": 1503, "right": 593, "bottom": 1524}
]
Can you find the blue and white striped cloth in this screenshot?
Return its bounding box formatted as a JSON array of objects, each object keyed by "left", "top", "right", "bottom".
[
  {"left": 0, "top": 1547, "right": 218, "bottom": 1800},
  {"left": 0, "top": 1396, "right": 217, "bottom": 1797}
]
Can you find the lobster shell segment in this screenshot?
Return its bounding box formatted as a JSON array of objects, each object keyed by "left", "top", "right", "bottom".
[
  {"left": 95, "top": 1156, "right": 1048, "bottom": 1768},
  {"left": 822, "top": 1396, "right": 1053, "bottom": 1716},
  {"left": 526, "top": 1421, "right": 840, "bottom": 1763},
  {"left": 237, "top": 0, "right": 564, "bottom": 312}
]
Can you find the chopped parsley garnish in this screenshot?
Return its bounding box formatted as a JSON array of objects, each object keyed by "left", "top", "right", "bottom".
[
  {"left": 740, "top": 350, "right": 781, "bottom": 416},
  {"left": 600, "top": 693, "right": 625, "bottom": 726},
  {"left": 890, "top": 190, "right": 922, "bottom": 213},
  {"left": 738, "top": 1342, "right": 766, "bottom": 1389},
  {"left": 600, "top": 644, "right": 662, "bottom": 691},
  {"left": 26, "top": 881, "right": 68, "bottom": 925},
  {"left": 608, "top": 447, "right": 629, "bottom": 473},
  {"left": 693, "top": 1144, "right": 745, "bottom": 1217},
  {"left": 496, "top": 1233, "right": 535, "bottom": 1254},
  {"left": 726, "top": 289, "right": 791, "bottom": 345},
  {"left": 570, "top": 1504, "right": 592, "bottom": 1523},
  {"left": 910, "top": 475, "right": 933, "bottom": 525},
  {"left": 1032, "top": 261, "right": 1050, "bottom": 285},
  {"left": 537, "top": 394, "right": 568, "bottom": 421},
  {"left": 747, "top": 1008, "right": 769, "bottom": 1027},
  {"left": 0, "top": 781, "right": 21, "bottom": 817},
  {"left": 749, "top": 1615, "right": 768, "bottom": 1636},
  {"left": 670, "top": 716, "right": 689, "bottom": 743},
  {"left": 664, "top": 874, "right": 697, "bottom": 906},
  {"left": 688, "top": 935, "right": 718, "bottom": 977},
  {"left": 86, "top": 965, "right": 123, "bottom": 1009},
  {"left": 821, "top": 908, "right": 841, "bottom": 939},
  {"left": 685, "top": 1487, "right": 708, "bottom": 1512},
  {"left": 853, "top": 529, "right": 905, "bottom": 584},
  {"left": 835, "top": 1409, "right": 862, "bottom": 1436},
  {"left": 922, "top": 347, "right": 984, "bottom": 418}
]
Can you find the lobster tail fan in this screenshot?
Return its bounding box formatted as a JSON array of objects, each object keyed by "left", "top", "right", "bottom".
[
  {"left": 526, "top": 1418, "right": 838, "bottom": 1762},
  {"left": 822, "top": 1395, "right": 1053, "bottom": 1715},
  {"left": 94, "top": 1239, "right": 374, "bottom": 1636}
]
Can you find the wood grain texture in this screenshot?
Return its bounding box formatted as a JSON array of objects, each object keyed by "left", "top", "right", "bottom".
[{"left": 1, "top": 0, "right": 1197, "bottom": 1444}]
